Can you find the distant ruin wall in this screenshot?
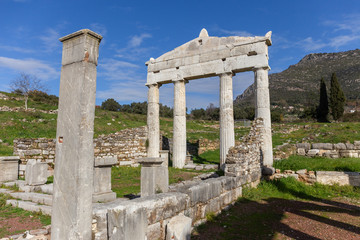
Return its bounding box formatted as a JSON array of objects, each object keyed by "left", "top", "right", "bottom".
[
  {"left": 296, "top": 141, "right": 360, "bottom": 158},
  {"left": 13, "top": 126, "right": 148, "bottom": 175}
]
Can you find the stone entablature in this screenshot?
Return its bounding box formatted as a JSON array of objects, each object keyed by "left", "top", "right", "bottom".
[
  {"left": 296, "top": 141, "right": 360, "bottom": 158},
  {"left": 13, "top": 126, "right": 148, "bottom": 171}
]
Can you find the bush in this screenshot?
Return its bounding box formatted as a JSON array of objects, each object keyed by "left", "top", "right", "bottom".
[
  {"left": 101, "top": 98, "right": 121, "bottom": 111},
  {"left": 29, "top": 90, "right": 58, "bottom": 106},
  {"left": 341, "top": 112, "right": 360, "bottom": 122}
]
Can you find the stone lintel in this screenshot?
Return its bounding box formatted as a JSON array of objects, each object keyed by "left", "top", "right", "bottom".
[
  {"left": 59, "top": 29, "right": 103, "bottom": 43},
  {"left": 0, "top": 156, "right": 20, "bottom": 162},
  {"left": 253, "top": 65, "right": 271, "bottom": 71}
]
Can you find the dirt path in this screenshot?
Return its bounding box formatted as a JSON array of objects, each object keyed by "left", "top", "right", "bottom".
[{"left": 192, "top": 197, "right": 360, "bottom": 240}]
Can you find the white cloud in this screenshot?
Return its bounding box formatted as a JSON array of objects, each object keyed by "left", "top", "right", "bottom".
[
  {"left": 214, "top": 27, "right": 253, "bottom": 37},
  {"left": 90, "top": 23, "right": 107, "bottom": 37},
  {"left": 39, "top": 28, "right": 61, "bottom": 52},
  {"left": 115, "top": 33, "right": 153, "bottom": 61},
  {"left": 0, "top": 44, "right": 34, "bottom": 53},
  {"left": 129, "top": 33, "right": 152, "bottom": 48},
  {"left": 0, "top": 56, "right": 58, "bottom": 81},
  {"left": 298, "top": 37, "right": 327, "bottom": 51}
]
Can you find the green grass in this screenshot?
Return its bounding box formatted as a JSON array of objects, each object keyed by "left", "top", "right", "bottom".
[
  {"left": 111, "top": 166, "right": 212, "bottom": 197},
  {"left": 274, "top": 155, "right": 360, "bottom": 172},
  {"left": 0, "top": 193, "right": 51, "bottom": 238},
  {"left": 193, "top": 149, "right": 220, "bottom": 165},
  {"left": 242, "top": 177, "right": 360, "bottom": 201}
]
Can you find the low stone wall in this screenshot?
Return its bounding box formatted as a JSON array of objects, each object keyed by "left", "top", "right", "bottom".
[
  {"left": 296, "top": 141, "right": 360, "bottom": 158},
  {"left": 13, "top": 127, "right": 148, "bottom": 176},
  {"left": 267, "top": 169, "right": 360, "bottom": 187},
  {"left": 92, "top": 172, "right": 255, "bottom": 240}
]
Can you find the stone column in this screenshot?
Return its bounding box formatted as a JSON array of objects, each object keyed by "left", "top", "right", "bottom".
[
  {"left": 219, "top": 72, "right": 235, "bottom": 170},
  {"left": 254, "top": 67, "right": 273, "bottom": 166},
  {"left": 147, "top": 83, "right": 160, "bottom": 158},
  {"left": 173, "top": 80, "right": 186, "bottom": 168},
  {"left": 51, "top": 29, "right": 102, "bottom": 240}
]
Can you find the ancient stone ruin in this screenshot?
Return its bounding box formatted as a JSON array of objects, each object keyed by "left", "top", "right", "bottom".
[{"left": 146, "top": 28, "right": 273, "bottom": 169}]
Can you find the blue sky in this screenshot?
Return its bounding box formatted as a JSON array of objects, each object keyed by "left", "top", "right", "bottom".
[{"left": 0, "top": 0, "right": 359, "bottom": 110}]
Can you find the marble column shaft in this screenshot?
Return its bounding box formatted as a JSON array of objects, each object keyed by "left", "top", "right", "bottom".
[
  {"left": 254, "top": 67, "right": 273, "bottom": 166},
  {"left": 51, "top": 29, "right": 102, "bottom": 240},
  {"left": 147, "top": 84, "right": 160, "bottom": 158},
  {"left": 173, "top": 80, "right": 186, "bottom": 168},
  {"left": 219, "top": 73, "right": 235, "bottom": 169}
]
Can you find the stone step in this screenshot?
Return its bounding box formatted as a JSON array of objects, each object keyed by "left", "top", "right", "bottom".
[
  {"left": 6, "top": 199, "right": 52, "bottom": 215},
  {"left": 8, "top": 191, "right": 52, "bottom": 206}
]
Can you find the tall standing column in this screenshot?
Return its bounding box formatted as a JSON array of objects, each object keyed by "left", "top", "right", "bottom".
[
  {"left": 254, "top": 67, "right": 273, "bottom": 166},
  {"left": 51, "top": 29, "right": 102, "bottom": 240},
  {"left": 173, "top": 80, "right": 186, "bottom": 168},
  {"left": 219, "top": 72, "right": 235, "bottom": 170},
  {"left": 147, "top": 83, "right": 160, "bottom": 158}
]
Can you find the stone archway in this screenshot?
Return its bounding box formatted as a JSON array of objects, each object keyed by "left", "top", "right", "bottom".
[{"left": 146, "top": 29, "right": 273, "bottom": 169}]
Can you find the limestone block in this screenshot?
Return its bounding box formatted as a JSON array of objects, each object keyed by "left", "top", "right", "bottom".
[
  {"left": 316, "top": 171, "right": 360, "bottom": 186},
  {"left": 140, "top": 158, "right": 168, "bottom": 197},
  {"left": 312, "top": 143, "right": 333, "bottom": 150},
  {"left": 146, "top": 222, "right": 162, "bottom": 240},
  {"left": 345, "top": 143, "right": 355, "bottom": 150},
  {"left": 166, "top": 215, "right": 192, "bottom": 240},
  {"left": 107, "top": 205, "right": 147, "bottom": 240},
  {"left": 339, "top": 150, "right": 359, "bottom": 158},
  {"left": 334, "top": 143, "right": 346, "bottom": 150},
  {"left": 296, "top": 143, "right": 311, "bottom": 151},
  {"left": 297, "top": 148, "right": 306, "bottom": 156},
  {"left": 94, "top": 156, "right": 117, "bottom": 167},
  {"left": 354, "top": 141, "right": 360, "bottom": 149},
  {"left": 183, "top": 179, "right": 222, "bottom": 206},
  {"left": 0, "top": 156, "right": 19, "bottom": 183},
  {"left": 25, "top": 160, "right": 48, "bottom": 186},
  {"left": 307, "top": 149, "right": 319, "bottom": 157}
]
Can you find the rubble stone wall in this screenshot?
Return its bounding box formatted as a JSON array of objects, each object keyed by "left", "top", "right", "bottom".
[
  {"left": 13, "top": 126, "right": 148, "bottom": 176},
  {"left": 296, "top": 141, "right": 360, "bottom": 158},
  {"left": 224, "top": 118, "right": 264, "bottom": 179}
]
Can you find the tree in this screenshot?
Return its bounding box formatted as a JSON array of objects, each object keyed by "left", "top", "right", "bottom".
[
  {"left": 329, "top": 72, "right": 346, "bottom": 120},
  {"left": 316, "top": 77, "right": 329, "bottom": 122},
  {"left": 11, "top": 73, "right": 45, "bottom": 110},
  {"left": 101, "top": 98, "right": 121, "bottom": 111}
]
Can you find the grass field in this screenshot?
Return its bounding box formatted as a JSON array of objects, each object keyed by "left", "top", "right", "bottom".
[{"left": 111, "top": 166, "right": 213, "bottom": 197}]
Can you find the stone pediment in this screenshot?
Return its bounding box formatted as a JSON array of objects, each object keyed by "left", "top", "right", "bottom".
[
  {"left": 151, "top": 29, "right": 271, "bottom": 64},
  {"left": 146, "top": 28, "right": 272, "bottom": 84}
]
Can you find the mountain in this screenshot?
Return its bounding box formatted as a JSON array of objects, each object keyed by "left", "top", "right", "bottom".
[{"left": 235, "top": 49, "right": 360, "bottom": 106}]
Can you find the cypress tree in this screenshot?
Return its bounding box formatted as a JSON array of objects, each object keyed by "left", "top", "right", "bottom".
[
  {"left": 329, "top": 72, "right": 346, "bottom": 120},
  {"left": 317, "top": 77, "right": 329, "bottom": 122}
]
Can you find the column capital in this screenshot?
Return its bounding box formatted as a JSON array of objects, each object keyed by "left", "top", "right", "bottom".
[
  {"left": 252, "top": 65, "right": 271, "bottom": 72},
  {"left": 217, "top": 71, "right": 234, "bottom": 77},
  {"left": 172, "top": 79, "right": 188, "bottom": 84},
  {"left": 146, "top": 83, "right": 162, "bottom": 88}
]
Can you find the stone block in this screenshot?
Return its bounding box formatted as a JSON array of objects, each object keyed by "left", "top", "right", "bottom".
[
  {"left": 296, "top": 143, "right": 310, "bottom": 151},
  {"left": 166, "top": 215, "right": 192, "bottom": 240},
  {"left": 345, "top": 143, "right": 355, "bottom": 150},
  {"left": 316, "top": 171, "right": 360, "bottom": 186},
  {"left": 25, "top": 160, "right": 48, "bottom": 186},
  {"left": 339, "top": 150, "right": 359, "bottom": 158},
  {"left": 334, "top": 143, "right": 346, "bottom": 150},
  {"left": 140, "top": 158, "right": 168, "bottom": 197},
  {"left": 94, "top": 156, "right": 117, "bottom": 167},
  {"left": 307, "top": 149, "right": 319, "bottom": 157},
  {"left": 146, "top": 222, "right": 162, "bottom": 240},
  {"left": 107, "top": 205, "right": 147, "bottom": 240},
  {"left": 185, "top": 179, "right": 222, "bottom": 206},
  {"left": 297, "top": 148, "right": 306, "bottom": 156},
  {"left": 312, "top": 143, "right": 333, "bottom": 150},
  {"left": 0, "top": 156, "right": 19, "bottom": 183}
]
